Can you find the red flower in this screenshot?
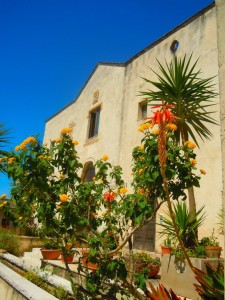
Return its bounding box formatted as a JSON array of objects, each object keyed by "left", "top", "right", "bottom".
[
  {"left": 104, "top": 192, "right": 115, "bottom": 202},
  {"left": 151, "top": 102, "right": 176, "bottom": 125}
]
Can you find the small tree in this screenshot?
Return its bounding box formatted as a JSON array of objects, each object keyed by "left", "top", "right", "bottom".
[{"left": 0, "top": 125, "right": 201, "bottom": 299}]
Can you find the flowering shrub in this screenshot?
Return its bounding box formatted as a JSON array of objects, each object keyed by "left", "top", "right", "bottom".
[{"left": 0, "top": 122, "right": 203, "bottom": 299}]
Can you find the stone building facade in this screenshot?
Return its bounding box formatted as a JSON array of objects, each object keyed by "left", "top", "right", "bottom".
[{"left": 44, "top": 2, "right": 224, "bottom": 252}]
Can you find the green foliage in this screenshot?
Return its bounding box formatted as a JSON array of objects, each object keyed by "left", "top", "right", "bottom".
[
  {"left": 133, "top": 252, "right": 161, "bottom": 266},
  {"left": 0, "top": 228, "right": 22, "bottom": 256},
  {"left": 24, "top": 270, "right": 69, "bottom": 299},
  {"left": 158, "top": 201, "right": 205, "bottom": 248},
  {"left": 42, "top": 238, "right": 60, "bottom": 249},
  {"left": 187, "top": 244, "right": 206, "bottom": 258},
  {"left": 0, "top": 123, "right": 11, "bottom": 157},
  {"left": 193, "top": 262, "right": 224, "bottom": 300},
  {"left": 200, "top": 229, "right": 220, "bottom": 247}
]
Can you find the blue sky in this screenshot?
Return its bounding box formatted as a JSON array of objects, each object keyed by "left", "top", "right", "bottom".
[{"left": 0, "top": 0, "right": 213, "bottom": 196}]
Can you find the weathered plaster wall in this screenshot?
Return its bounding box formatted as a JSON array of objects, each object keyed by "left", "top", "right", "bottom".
[
  {"left": 44, "top": 64, "right": 125, "bottom": 166},
  {"left": 216, "top": 0, "right": 225, "bottom": 249}
]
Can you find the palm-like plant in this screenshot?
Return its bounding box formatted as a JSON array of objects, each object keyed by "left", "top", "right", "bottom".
[
  {"left": 140, "top": 54, "right": 218, "bottom": 146},
  {"left": 0, "top": 123, "right": 10, "bottom": 156},
  {"left": 158, "top": 201, "right": 205, "bottom": 248}
]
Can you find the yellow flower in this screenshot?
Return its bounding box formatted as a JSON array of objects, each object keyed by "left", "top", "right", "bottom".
[
  {"left": 38, "top": 155, "right": 43, "bottom": 159},
  {"left": 73, "top": 140, "right": 79, "bottom": 145},
  {"left": 200, "top": 169, "right": 206, "bottom": 175},
  {"left": 55, "top": 138, "right": 61, "bottom": 143},
  {"left": 101, "top": 211, "right": 106, "bottom": 217},
  {"left": 184, "top": 141, "right": 196, "bottom": 149},
  {"left": 61, "top": 128, "right": 73, "bottom": 135},
  {"left": 18, "top": 216, "right": 23, "bottom": 221},
  {"left": 59, "top": 174, "right": 65, "bottom": 179},
  {"left": 130, "top": 171, "right": 134, "bottom": 176},
  {"left": 138, "top": 145, "right": 144, "bottom": 151},
  {"left": 60, "top": 194, "right": 68, "bottom": 202},
  {"left": 17, "top": 137, "right": 36, "bottom": 151},
  {"left": 3, "top": 201, "right": 7, "bottom": 205},
  {"left": 138, "top": 169, "right": 143, "bottom": 175},
  {"left": 137, "top": 189, "right": 144, "bottom": 195},
  {"left": 20, "top": 143, "right": 27, "bottom": 150},
  {"left": 92, "top": 176, "right": 96, "bottom": 181},
  {"left": 152, "top": 129, "right": 160, "bottom": 135},
  {"left": 0, "top": 158, "right": 4, "bottom": 162},
  {"left": 138, "top": 122, "right": 152, "bottom": 132},
  {"left": 0, "top": 194, "right": 7, "bottom": 200},
  {"left": 165, "top": 123, "right": 177, "bottom": 131},
  {"left": 190, "top": 159, "right": 197, "bottom": 167},
  {"left": 119, "top": 187, "right": 128, "bottom": 194},
  {"left": 66, "top": 242, "right": 73, "bottom": 248},
  {"left": 101, "top": 155, "right": 109, "bottom": 161},
  {"left": 56, "top": 205, "right": 62, "bottom": 210},
  {"left": 8, "top": 157, "right": 15, "bottom": 164},
  {"left": 92, "top": 212, "right": 98, "bottom": 217},
  {"left": 22, "top": 197, "right": 27, "bottom": 201}
]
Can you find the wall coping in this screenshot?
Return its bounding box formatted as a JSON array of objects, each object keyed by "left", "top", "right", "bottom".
[{"left": 0, "top": 262, "right": 58, "bottom": 300}]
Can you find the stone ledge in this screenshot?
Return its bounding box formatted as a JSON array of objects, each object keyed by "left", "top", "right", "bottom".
[{"left": 0, "top": 262, "right": 58, "bottom": 300}]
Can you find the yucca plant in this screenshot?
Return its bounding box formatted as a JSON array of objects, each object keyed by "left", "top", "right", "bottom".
[
  {"left": 158, "top": 201, "right": 205, "bottom": 248},
  {"left": 147, "top": 283, "right": 186, "bottom": 300},
  {"left": 140, "top": 55, "right": 218, "bottom": 146},
  {"left": 193, "top": 262, "right": 224, "bottom": 300}
]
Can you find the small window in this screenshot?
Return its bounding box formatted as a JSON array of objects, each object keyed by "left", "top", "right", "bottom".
[
  {"left": 88, "top": 107, "right": 100, "bottom": 138},
  {"left": 82, "top": 162, "right": 95, "bottom": 182},
  {"left": 170, "top": 40, "right": 179, "bottom": 53},
  {"left": 138, "top": 101, "right": 147, "bottom": 120}
]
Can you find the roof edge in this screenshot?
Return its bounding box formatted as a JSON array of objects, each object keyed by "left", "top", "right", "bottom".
[
  {"left": 125, "top": 2, "right": 215, "bottom": 65},
  {"left": 46, "top": 62, "right": 125, "bottom": 123},
  {"left": 46, "top": 2, "right": 215, "bottom": 123}
]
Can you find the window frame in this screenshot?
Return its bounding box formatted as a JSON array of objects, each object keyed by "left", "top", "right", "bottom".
[
  {"left": 138, "top": 101, "right": 148, "bottom": 120},
  {"left": 88, "top": 106, "right": 101, "bottom": 139}
]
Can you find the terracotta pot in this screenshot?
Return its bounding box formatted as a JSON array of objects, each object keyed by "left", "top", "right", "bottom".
[
  {"left": 40, "top": 249, "right": 61, "bottom": 260},
  {"left": 81, "top": 250, "right": 98, "bottom": 270},
  {"left": 61, "top": 254, "right": 74, "bottom": 263},
  {"left": 136, "top": 263, "right": 160, "bottom": 278},
  {"left": 161, "top": 245, "right": 171, "bottom": 255},
  {"left": 205, "top": 246, "right": 222, "bottom": 258}
]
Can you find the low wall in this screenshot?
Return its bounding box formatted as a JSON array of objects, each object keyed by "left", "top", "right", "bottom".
[
  {"left": 0, "top": 262, "right": 58, "bottom": 300},
  {"left": 15, "top": 235, "right": 44, "bottom": 253},
  {"left": 161, "top": 254, "right": 224, "bottom": 299}
]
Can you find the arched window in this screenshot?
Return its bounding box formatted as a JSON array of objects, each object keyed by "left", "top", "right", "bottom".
[{"left": 82, "top": 161, "right": 95, "bottom": 182}]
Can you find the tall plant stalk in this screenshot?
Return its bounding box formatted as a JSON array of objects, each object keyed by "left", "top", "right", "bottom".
[{"left": 153, "top": 103, "right": 193, "bottom": 269}]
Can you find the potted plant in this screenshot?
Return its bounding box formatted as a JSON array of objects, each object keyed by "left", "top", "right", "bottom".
[
  {"left": 40, "top": 238, "right": 61, "bottom": 260},
  {"left": 157, "top": 201, "right": 205, "bottom": 249},
  {"left": 161, "top": 236, "right": 173, "bottom": 255},
  {"left": 60, "top": 242, "right": 75, "bottom": 263},
  {"left": 200, "top": 230, "right": 222, "bottom": 258},
  {"left": 133, "top": 252, "right": 161, "bottom": 278},
  {"left": 80, "top": 249, "right": 98, "bottom": 270}
]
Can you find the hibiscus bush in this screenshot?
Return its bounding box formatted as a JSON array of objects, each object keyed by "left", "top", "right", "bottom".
[{"left": 0, "top": 121, "right": 203, "bottom": 299}]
